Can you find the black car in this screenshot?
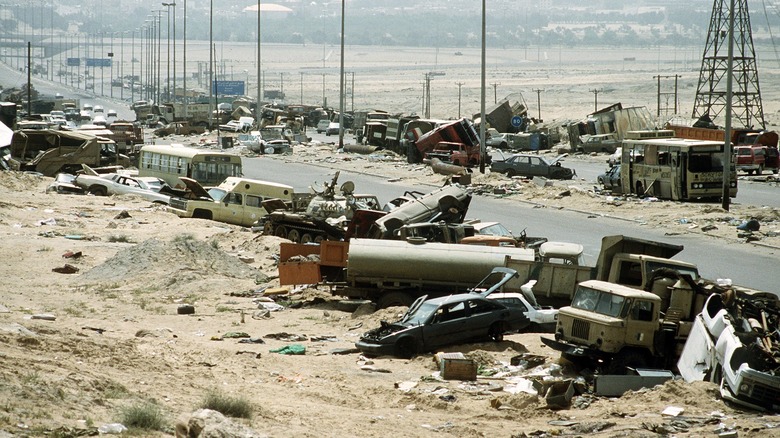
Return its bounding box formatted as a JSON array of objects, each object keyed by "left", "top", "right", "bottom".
[
  {"left": 490, "top": 153, "right": 575, "bottom": 180},
  {"left": 355, "top": 268, "right": 530, "bottom": 358},
  {"left": 597, "top": 164, "right": 622, "bottom": 193}
]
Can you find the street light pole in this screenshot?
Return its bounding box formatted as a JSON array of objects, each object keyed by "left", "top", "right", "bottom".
[
  {"left": 183, "top": 0, "right": 188, "bottom": 117},
  {"left": 338, "top": 0, "right": 345, "bottom": 148},
  {"left": 162, "top": 2, "right": 174, "bottom": 102},
  {"left": 256, "top": 0, "right": 261, "bottom": 112}
]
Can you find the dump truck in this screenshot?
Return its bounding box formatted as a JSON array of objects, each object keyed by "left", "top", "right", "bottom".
[{"left": 8, "top": 129, "right": 131, "bottom": 176}]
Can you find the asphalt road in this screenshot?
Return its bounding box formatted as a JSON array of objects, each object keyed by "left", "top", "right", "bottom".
[{"left": 241, "top": 155, "right": 779, "bottom": 294}]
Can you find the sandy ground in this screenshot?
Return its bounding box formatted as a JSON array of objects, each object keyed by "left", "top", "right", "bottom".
[{"left": 1, "top": 141, "right": 780, "bottom": 437}]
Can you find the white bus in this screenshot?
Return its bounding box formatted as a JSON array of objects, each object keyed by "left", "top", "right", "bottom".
[{"left": 138, "top": 144, "right": 242, "bottom": 188}]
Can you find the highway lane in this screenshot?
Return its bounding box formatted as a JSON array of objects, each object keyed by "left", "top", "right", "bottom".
[{"left": 242, "top": 156, "right": 779, "bottom": 294}]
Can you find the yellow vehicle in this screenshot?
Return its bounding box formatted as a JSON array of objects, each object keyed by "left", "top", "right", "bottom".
[
  {"left": 620, "top": 132, "right": 737, "bottom": 200},
  {"left": 137, "top": 144, "right": 242, "bottom": 188},
  {"left": 168, "top": 177, "right": 294, "bottom": 227}
]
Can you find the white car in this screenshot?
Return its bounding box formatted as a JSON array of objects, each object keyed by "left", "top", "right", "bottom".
[
  {"left": 219, "top": 116, "right": 254, "bottom": 133},
  {"left": 74, "top": 171, "right": 172, "bottom": 204},
  {"left": 107, "top": 109, "right": 118, "bottom": 118},
  {"left": 486, "top": 281, "right": 558, "bottom": 332}
]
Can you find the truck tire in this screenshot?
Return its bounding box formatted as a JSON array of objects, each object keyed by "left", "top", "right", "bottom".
[
  {"left": 606, "top": 349, "right": 650, "bottom": 375},
  {"left": 377, "top": 292, "right": 414, "bottom": 309},
  {"left": 395, "top": 337, "right": 419, "bottom": 359},
  {"left": 488, "top": 322, "right": 505, "bottom": 342},
  {"left": 88, "top": 185, "right": 107, "bottom": 196}
]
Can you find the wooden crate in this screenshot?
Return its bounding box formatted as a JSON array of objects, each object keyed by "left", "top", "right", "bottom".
[{"left": 436, "top": 352, "right": 477, "bottom": 381}]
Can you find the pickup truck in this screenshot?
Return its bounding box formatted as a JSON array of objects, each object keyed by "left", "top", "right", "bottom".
[
  {"left": 733, "top": 145, "right": 765, "bottom": 175},
  {"left": 424, "top": 141, "right": 485, "bottom": 167}
]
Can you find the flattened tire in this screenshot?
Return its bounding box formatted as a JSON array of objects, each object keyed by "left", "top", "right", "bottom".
[
  {"left": 377, "top": 292, "right": 414, "bottom": 309},
  {"left": 395, "top": 337, "right": 419, "bottom": 359},
  {"left": 274, "top": 225, "right": 287, "bottom": 238},
  {"left": 489, "top": 322, "right": 505, "bottom": 342}
]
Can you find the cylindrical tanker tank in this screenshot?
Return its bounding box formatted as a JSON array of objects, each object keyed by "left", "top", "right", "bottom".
[{"left": 346, "top": 238, "right": 535, "bottom": 285}]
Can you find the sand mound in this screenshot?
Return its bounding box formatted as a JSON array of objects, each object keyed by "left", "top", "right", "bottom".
[{"left": 80, "top": 234, "right": 258, "bottom": 284}]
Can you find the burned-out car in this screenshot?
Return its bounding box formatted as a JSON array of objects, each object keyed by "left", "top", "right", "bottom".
[
  {"left": 490, "top": 153, "right": 575, "bottom": 180},
  {"left": 355, "top": 268, "right": 530, "bottom": 358}
]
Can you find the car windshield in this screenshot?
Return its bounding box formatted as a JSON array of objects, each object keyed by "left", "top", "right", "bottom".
[
  {"left": 571, "top": 286, "right": 626, "bottom": 318},
  {"left": 401, "top": 302, "right": 438, "bottom": 325},
  {"left": 477, "top": 223, "right": 512, "bottom": 237},
  {"left": 208, "top": 188, "right": 228, "bottom": 202}
]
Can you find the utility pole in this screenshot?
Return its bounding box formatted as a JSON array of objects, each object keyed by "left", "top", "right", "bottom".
[
  {"left": 456, "top": 82, "right": 464, "bottom": 118},
  {"left": 532, "top": 88, "right": 543, "bottom": 121},
  {"left": 491, "top": 82, "right": 499, "bottom": 104},
  {"left": 589, "top": 89, "right": 600, "bottom": 112},
  {"left": 654, "top": 74, "right": 680, "bottom": 117}
]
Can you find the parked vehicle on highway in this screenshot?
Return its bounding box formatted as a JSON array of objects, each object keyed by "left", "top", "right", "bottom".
[
  {"left": 355, "top": 268, "right": 530, "bottom": 358},
  {"left": 597, "top": 164, "right": 622, "bottom": 192},
  {"left": 326, "top": 122, "right": 340, "bottom": 136},
  {"left": 316, "top": 119, "right": 330, "bottom": 133},
  {"left": 578, "top": 133, "right": 619, "bottom": 153},
  {"left": 490, "top": 153, "right": 574, "bottom": 180},
  {"left": 219, "top": 116, "right": 254, "bottom": 133},
  {"left": 733, "top": 145, "right": 765, "bottom": 175}
]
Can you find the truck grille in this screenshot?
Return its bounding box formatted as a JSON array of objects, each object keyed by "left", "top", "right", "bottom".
[
  {"left": 749, "top": 382, "right": 779, "bottom": 405},
  {"left": 570, "top": 318, "right": 590, "bottom": 340},
  {"left": 170, "top": 198, "right": 187, "bottom": 210}
]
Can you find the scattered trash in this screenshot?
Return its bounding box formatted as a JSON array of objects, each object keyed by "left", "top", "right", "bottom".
[
  {"left": 662, "top": 406, "right": 685, "bottom": 417},
  {"left": 177, "top": 304, "right": 195, "bottom": 315},
  {"left": 62, "top": 250, "right": 83, "bottom": 259},
  {"left": 237, "top": 337, "right": 265, "bottom": 344},
  {"left": 270, "top": 344, "right": 306, "bottom": 355},
  {"left": 360, "top": 365, "right": 391, "bottom": 373},
  {"left": 31, "top": 313, "right": 56, "bottom": 321},
  {"left": 265, "top": 332, "right": 307, "bottom": 342},
  {"left": 736, "top": 219, "right": 760, "bottom": 231},
  {"left": 97, "top": 423, "right": 127, "bottom": 434},
  {"left": 82, "top": 326, "right": 105, "bottom": 334},
  {"left": 221, "top": 332, "right": 251, "bottom": 339},
  {"left": 36, "top": 218, "right": 57, "bottom": 226},
  {"left": 113, "top": 210, "right": 131, "bottom": 220},
  {"left": 701, "top": 224, "right": 718, "bottom": 232},
  {"left": 52, "top": 264, "right": 79, "bottom": 274}
]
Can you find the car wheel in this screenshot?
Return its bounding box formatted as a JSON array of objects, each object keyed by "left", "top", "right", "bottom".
[
  {"left": 489, "top": 322, "right": 505, "bottom": 342},
  {"left": 499, "top": 142, "right": 507, "bottom": 149},
  {"left": 395, "top": 337, "right": 419, "bottom": 359},
  {"left": 88, "top": 185, "right": 107, "bottom": 196},
  {"left": 377, "top": 292, "right": 415, "bottom": 309}
]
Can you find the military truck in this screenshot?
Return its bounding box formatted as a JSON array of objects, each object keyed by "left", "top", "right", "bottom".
[
  {"left": 541, "top": 277, "right": 713, "bottom": 374},
  {"left": 8, "top": 129, "right": 132, "bottom": 176},
  {"left": 168, "top": 177, "right": 295, "bottom": 227}
]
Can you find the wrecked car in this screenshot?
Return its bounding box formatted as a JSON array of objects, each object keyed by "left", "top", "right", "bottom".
[
  {"left": 597, "top": 164, "right": 622, "bottom": 193},
  {"left": 490, "top": 153, "right": 574, "bottom": 180},
  {"left": 356, "top": 268, "right": 530, "bottom": 358},
  {"left": 677, "top": 291, "right": 780, "bottom": 411},
  {"left": 74, "top": 165, "right": 173, "bottom": 204},
  {"left": 46, "top": 173, "right": 84, "bottom": 195}
]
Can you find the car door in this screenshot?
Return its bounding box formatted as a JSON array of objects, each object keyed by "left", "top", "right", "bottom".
[
  {"left": 512, "top": 155, "right": 530, "bottom": 175},
  {"left": 528, "top": 156, "right": 546, "bottom": 177},
  {"left": 421, "top": 301, "right": 470, "bottom": 349},
  {"left": 214, "top": 192, "right": 245, "bottom": 225}
]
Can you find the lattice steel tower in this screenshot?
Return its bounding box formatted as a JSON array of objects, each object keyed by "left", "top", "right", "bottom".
[{"left": 692, "top": 0, "right": 765, "bottom": 129}]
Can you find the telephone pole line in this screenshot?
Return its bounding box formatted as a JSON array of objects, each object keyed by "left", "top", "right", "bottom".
[
  {"left": 456, "top": 82, "right": 465, "bottom": 118},
  {"left": 490, "top": 82, "right": 500, "bottom": 104},
  {"left": 532, "top": 88, "right": 543, "bottom": 121},
  {"left": 589, "top": 89, "right": 600, "bottom": 112}
]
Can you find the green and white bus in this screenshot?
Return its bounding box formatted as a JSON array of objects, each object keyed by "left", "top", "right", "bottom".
[{"left": 138, "top": 144, "right": 242, "bottom": 188}]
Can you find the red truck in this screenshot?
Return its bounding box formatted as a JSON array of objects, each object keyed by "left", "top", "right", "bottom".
[
  {"left": 424, "top": 141, "right": 486, "bottom": 166},
  {"left": 406, "top": 118, "right": 482, "bottom": 164},
  {"left": 734, "top": 145, "right": 766, "bottom": 175}
]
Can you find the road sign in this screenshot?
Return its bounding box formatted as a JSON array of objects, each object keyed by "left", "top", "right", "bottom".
[
  {"left": 511, "top": 115, "right": 523, "bottom": 128},
  {"left": 212, "top": 80, "right": 245, "bottom": 96}
]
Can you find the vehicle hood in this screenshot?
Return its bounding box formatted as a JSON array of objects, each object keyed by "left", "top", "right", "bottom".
[
  {"left": 178, "top": 177, "right": 212, "bottom": 200},
  {"left": 549, "top": 153, "right": 569, "bottom": 166},
  {"left": 360, "top": 320, "right": 419, "bottom": 342}
]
